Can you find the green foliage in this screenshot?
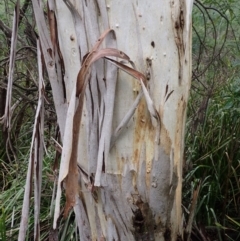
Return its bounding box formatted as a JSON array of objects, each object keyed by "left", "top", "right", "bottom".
[
  {"left": 0, "top": 149, "right": 79, "bottom": 240},
  {"left": 184, "top": 1, "right": 240, "bottom": 239},
  {"left": 185, "top": 78, "right": 240, "bottom": 226}
]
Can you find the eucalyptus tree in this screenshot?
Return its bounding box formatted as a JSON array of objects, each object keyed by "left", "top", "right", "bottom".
[{"left": 17, "top": 0, "right": 193, "bottom": 240}]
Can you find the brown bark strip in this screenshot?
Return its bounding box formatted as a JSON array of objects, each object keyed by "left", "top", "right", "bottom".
[
  {"left": 47, "top": 1, "right": 66, "bottom": 99},
  {"left": 171, "top": 0, "right": 186, "bottom": 85},
  {"left": 64, "top": 94, "right": 84, "bottom": 217}
]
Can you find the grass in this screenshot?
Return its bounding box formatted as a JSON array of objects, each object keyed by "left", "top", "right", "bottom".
[
  {"left": 0, "top": 141, "right": 79, "bottom": 240},
  {"left": 184, "top": 77, "right": 240, "bottom": 239}
]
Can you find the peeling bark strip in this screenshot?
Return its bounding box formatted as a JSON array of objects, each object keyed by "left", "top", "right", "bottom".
[
  {"left": 32, "top": 0, "right": 67, "bottom": 138},
  {"left": 47, "top": 1, "right": 66, "bottom": 100},
  {"left": 18, "top": 40, "right": 45, "bottom": 241},
  {"left": 2, "top": 0, "right": 20, "bottom": 130}
]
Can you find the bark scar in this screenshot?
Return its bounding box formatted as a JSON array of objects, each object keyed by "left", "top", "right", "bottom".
[{"left": 171, "top": 0, "right": 186, "bottom": 85}]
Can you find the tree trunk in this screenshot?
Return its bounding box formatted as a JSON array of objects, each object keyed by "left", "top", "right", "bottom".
[{"left": 34, "top": 0, "right": 193, "bottom": 240}]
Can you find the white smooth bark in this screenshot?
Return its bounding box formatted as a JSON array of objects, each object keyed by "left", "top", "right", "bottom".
[{"left": 53, "top": 0, "right": 193, "bottom": 240}]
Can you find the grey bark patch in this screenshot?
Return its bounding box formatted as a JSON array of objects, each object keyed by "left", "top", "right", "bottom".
[
  {"left": 100, "top": 174, "right": 135, "bottom": 240},
  {"left": 107, "top": 217, "right": 120, "bottom": 241},
  {"left": 74, "top": 196, "right": 91, "bottom": 241},
  {"left": 149, "top": 147, "right": 178, "bottom": 229}
]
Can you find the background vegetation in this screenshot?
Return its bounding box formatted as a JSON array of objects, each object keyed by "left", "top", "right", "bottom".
[
  {"left": 184, "top": 0, "right": 240, "bottom": 240},
  {"left": 0, "top": 0, "right": 240, "bottom": 240}
]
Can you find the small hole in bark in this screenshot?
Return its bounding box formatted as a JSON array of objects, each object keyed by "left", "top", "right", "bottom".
[
  {"left": 151, "top": 41, "right": 155, "bottom": 48},
  {"left": 164, "top": 228, "right": 171, "bottom": 241},
  {"left": 146, "top": 57, "right": 152, "bottom": 66},
  {"left": 132, "top": 209, "right": 144, "bottom": 234}
]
